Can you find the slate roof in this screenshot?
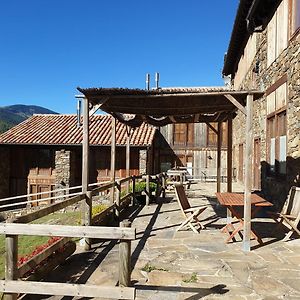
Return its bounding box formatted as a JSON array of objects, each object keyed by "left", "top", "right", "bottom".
[{"left": 0, "top": 114, "right": 156, "bottom": 147}]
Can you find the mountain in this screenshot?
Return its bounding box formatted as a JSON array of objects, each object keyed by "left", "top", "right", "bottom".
[{"left": 0, "top": 104, "right": 58, "bottom": 133}]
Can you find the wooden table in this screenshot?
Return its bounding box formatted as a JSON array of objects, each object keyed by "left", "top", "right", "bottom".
[{"left": 216, "top": 192, "right": 273, "bottom": 244}]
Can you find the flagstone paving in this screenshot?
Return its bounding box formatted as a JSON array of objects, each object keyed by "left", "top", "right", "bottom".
[{"left": 22, "top": 182, "right": 300, "bottom": 299}]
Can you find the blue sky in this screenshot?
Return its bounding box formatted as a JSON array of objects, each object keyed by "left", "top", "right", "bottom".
[{"left": 0, "top": 0, "right": 238, "bottom": 114}]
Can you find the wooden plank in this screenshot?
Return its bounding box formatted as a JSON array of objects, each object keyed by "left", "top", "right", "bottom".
[
  {"left": 5, "top": 235, "right": 18, "bottom": 300},
  {"left": 119, "top": 176, "right": 132, "bottom": 185},
  {"left": 119, "top": 221, "right": 132, "bottom": 287},
  {"left": 91, "top": 204, "right": 115, "bottom": 225},
  {"left": 18, "top": 238, "right": 70, "bottom": 277},
  {"left": 217, "top": 122, "right": 222, "bottom": 193},
  {"left": 224, "top": 94, "right": 247, "bottom": 115},
  {"left": 243, "top": 94, "right": 254, "bottom": 252},
  {"left": 0, "top": 224, "right": 136, "bottom": 241},
  {"left": 12, "top": 194, "right": 85, "bottom": 224},
  {"left": 91, "top": 182, "right": 115, "bottom": 195},
  {"left": 0, "top": 280, "right": 135, "bottom": 299}
]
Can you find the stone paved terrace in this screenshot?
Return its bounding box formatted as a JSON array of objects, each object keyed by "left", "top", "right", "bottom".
[{"left": 23, "top": 182, "right": 300, "bottom": 300}]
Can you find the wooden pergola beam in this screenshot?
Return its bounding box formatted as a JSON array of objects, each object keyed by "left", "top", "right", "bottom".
[{"left": 224, "top": 94, "right": 247, "bottom": 115}]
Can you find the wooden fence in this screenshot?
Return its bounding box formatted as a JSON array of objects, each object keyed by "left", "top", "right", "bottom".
[{"left": 0, "top": 173, "right": 167, "bottom": 299}]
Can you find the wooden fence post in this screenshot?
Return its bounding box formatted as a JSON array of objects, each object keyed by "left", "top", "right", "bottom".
[
  {"left": 115, "top": 180, "right": 121, "bottom": 221},
  {"left": 4, "top": 234, "right": 18, "bottom": 300},
  {"left": 162, "top": 173, "right": 166, "bottom": 198},
  {"left": 146, "top": 175, "right": 150, "bottom": 206},
  {"left": 84, "top": 191, "right": 92, "bottom": 251},
  {"left": 119, "top": 220, "right": 131, "bottom": 287},
  {"left": 132, "top": 176, "right": 136, "bottom": 206}
]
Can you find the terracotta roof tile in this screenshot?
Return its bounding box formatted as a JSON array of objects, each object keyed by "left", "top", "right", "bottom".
[{"left": 0, "top": 114, "right": 156, "bottom": 147}]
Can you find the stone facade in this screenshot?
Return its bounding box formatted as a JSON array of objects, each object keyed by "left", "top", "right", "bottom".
[
  {"left": 139, "top": 149, "right": 147, "bottom": 175},
  {"left": 0, "top": 147, "right": 10, "bottom": 199},
  {"left": 232, "top": 26, "right": 300, "bottom": 206},
  {"left": 55, "top": 150, "right": 75, "bottom": 192}
]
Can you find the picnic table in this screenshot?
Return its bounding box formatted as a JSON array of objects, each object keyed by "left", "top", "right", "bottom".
[{"left": 216, "top": 192, "right": 273, "bottom": 244}]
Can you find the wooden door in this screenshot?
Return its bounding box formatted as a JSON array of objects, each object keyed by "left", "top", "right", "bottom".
[
  {"left": 238, "top": 144, "right": 244, "bottom": 182},
  {"left": 253, "top": 139, "right": 261, "bottom": 190}
]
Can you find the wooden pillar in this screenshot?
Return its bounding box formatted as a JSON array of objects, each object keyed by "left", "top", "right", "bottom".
[
  {"left": 162, "top": 174, "right": 166, "bottom": 198},
  {"left": 217, "top": 122, "right": 222, "bottom": 192},
  {"left": 243, "top": 94, "right": 253, "bottom": 252},
  {"left": 146, "top": 175, "right": 150, "bottom": 206},
  {"left": 126, "top": 126, "right": 130, "bottom": 194},
  {"left": 227, "top": 118, "right": 233, "bottom": 192},
  {"left": 132, "top": 176, "right": 136, "bottom": 206},
  {"left": 110, "top": 117, "right": 116, "bottom": 204},
  {"left": 119, "top": 220, "right": 132, "bottom": 287},
  {"left": 81, "top": 98, "right": 91, "bottom": 250},
  {"left": 4, "top": 234, "right": 18, "bottom": 300},
  {"left": 82, "top": 97, "right": 89, "bottom": 194},
  {"left": 115, "top": 180, "right": 121, "bottom": 222},
  {"left": 227, "top": 118, "right": 233, "bottom": 221}
]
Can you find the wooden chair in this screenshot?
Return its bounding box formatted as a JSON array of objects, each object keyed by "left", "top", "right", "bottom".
[
  {"left": 271, "top": 186, "right": 300, "bottom": 241},
  {"left": 174, "top": 184, "right": 207, "bottom": 233}
]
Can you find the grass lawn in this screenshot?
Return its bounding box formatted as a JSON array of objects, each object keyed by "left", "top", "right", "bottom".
[{"left": 0, "top": 210, "right": 81, "bottom": 279}]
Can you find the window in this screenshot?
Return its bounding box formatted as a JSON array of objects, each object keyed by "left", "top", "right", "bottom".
[
  {"left": 267, "top": 0, "right": 289, "bottom": 66},
  {"left": 266, "top": 79, "right": 287, "bottom": 177},
  {"left": 267, "top": 111, "right": 287, "bottom": 176},
  {"left": 290, "top": 0, "right": 300, "bottom": 36},
  {"left": 173, "top": 123, "right": 194, "bottom": 146},
  {"left": 206, "top": 123, "right": 227, "bottom": 148}
]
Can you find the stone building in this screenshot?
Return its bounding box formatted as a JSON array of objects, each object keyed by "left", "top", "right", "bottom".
[
  {"left": 0, "top": 114, "right": 157, "bottom": 199},
  {"left": 223, "top": 0, "right": 300, "bottom": 206}
]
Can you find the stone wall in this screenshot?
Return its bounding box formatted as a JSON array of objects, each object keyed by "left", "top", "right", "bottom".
[
  {"left": 0, "top": 147, "right": 10, "bottom": 199},
  {"left": 139, "top": 149, "right": 147, "bottom": 175},
  {"left": 55, "top": 150, "right": 74, "bottom": 193},
  {"left": 232, "top": 28, "right": 300, "bottom": 206}
]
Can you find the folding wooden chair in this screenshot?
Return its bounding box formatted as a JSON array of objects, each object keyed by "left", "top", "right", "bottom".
[
  {"left": 271, "top": 186, "right": 300, "bottom": 241},
  {"left": 174, "top": 184, "right": 207, "bottom": 233}
]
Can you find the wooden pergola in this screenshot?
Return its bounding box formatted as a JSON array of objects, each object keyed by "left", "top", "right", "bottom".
[{"left": 77, "top": 86, "right": 264, "bottom": 252}]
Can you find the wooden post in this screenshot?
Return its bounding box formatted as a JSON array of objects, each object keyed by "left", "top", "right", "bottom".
[
  {"left": 82, "top": 97, "right": 89, "bottom": 195},
  {"left": 217, "top": 122, "right": 222, "bottom": 192},
  {"left": 119, "top": 220, "right": 131, "bottom": 287},
  {"left": 115, "top": 180, "right": 121, "bottom": 221},
  {"left": 126, "top": 126, "right": 130, "bottom": 194},
  {"left": 4, "top": 234, "right": 18, "bottom": 300},
  {"left": 162, "top": 174, "right": 166, "bottom": 198},
  {"left": 132, "top": 176, "right": 136, "bottom": 206},
  {"left": 81, "top": 97, "right": 91, "bottom": 250},
  {"left": 146, "top": 175, "right": 150, "bottom": 206},
  {"left": 110, "top": 117, "right": 116, "bottom": 204},
  {"left": 227, "top": 117, "right": 233, "bottom": 222},
  {"left": 243, "top": 94, "right": 253, "bottom": 252}
]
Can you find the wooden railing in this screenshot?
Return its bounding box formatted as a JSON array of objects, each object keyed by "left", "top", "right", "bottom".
[
  {"left": 0, "top": 173, "right": 166, "bottom": 299},
  {"left": 0, "top": 222, "right": 136, "bottom": 300}
]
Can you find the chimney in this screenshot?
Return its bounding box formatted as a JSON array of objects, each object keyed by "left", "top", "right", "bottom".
[
  {"left": 155, "top": 72, "right": 160, "bottom": 89},
  {"left": 146, "top": 73, "right": 150, "bottom": 90}
]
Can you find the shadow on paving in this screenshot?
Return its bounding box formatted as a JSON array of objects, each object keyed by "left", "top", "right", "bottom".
[{"left": 20, "top": 204, "right": 145, "bottom": 300}]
